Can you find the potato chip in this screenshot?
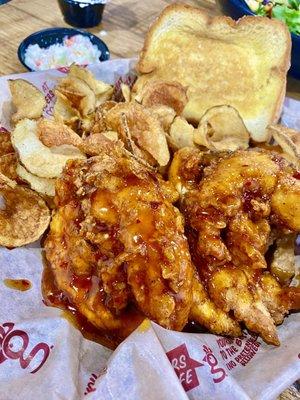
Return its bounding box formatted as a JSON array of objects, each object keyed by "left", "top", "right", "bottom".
[
  {"left": 194, "top": 105, "right": 250, "bottom": 151},
  {"left": 69, "top": 64, "right": 113, "bottom": 106},
  {"left": 80, "top": 114, "right": 95, "bottom": 133},
  {"left": 270, "top": 234, "right": 296, "bottom": 285},
  {"left": 11, "top": 119, "right": 86, "bottom": 179},
  {"left": 54, "top": 91, "right": 80, "bottom": 128},
  {"left": 135, "top": 80, "right": 188, "bottom": 115},
  {"left": 121, "top": 83, "right": 131, "bottom": 103},
  {"left": 0, "top": 153, "right": 18, "bottom": 180},
  {"left": 169, "top": 116, "right": 195, "bottom": 150},
  {"left": 268, "top": 125, "right": 300, "bottom": 167},
  {"left": 37, "top": 118, "right": 83, "bottom": 148},
  {"left": 91, "top": 101, "right": 118, "bottom": 134},
  {"left": 0, "top": 173, "right": 50, "bottom": 247},
  {"left": 119, "top": 113, "right": 156, "bottom": 167},
  {"left": 83, "top": 133, "right": 119, "bottom": 156},
  {"left": 16, "top": 163, "right": 55, "bottom": 197},
  {"left": 105, "top": 102, "right": 170, "bottom": 166},
  {"left": 9, "top": 79, "right": 46, "bottom": 123},
  {"left": 150, "top": 105, "right": 176, "bottom": 132},
  {"left": 56, "top": 76, "right": 96, "bottom": 117},
  {"left": 0, "top": 130, "right": 14, "bottom": 156}
]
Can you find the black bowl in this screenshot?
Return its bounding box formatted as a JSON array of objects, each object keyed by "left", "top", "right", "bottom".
[
  {"left": 217, "top": 0, "right": 300, "bottom": 79},
  {"left": 57, "top": 0, "right": 105, "bottom": 28},
  {"left": 18, "top": 27, "right": 110, "bottom": 71}
]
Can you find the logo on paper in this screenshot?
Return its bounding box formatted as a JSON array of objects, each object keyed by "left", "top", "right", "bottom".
[
  {"left": 0, "top": 322, "right": 52, "bottom": 374},
  {"left": 166, "top": 344, "right": 204, "bottom": 391}
]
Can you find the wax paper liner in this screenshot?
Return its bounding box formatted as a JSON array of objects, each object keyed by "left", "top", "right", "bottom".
[{"left": 0, "top": 59, "right": 299, "bottom": 400}]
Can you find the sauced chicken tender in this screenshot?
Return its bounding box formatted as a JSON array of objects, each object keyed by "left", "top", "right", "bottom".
[
  {"left": 170, "top": 148, "right": 300, "bottom": 345},
  {"left": 45, "top": 143, "right": 194, "bottom": 340}
]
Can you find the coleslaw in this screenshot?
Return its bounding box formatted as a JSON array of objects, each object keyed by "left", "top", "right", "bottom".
[{"left": 24, "top": 34, "right": 102, "bottom": 71}]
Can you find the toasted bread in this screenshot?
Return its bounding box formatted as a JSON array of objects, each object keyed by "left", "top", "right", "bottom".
[{"left": 134, "top": 4, "right": 291, "bottom": 142}]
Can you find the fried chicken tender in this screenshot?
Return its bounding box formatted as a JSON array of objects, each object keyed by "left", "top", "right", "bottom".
[
  {"left": 182, "top": 149, "right": 299, "bottom": 269},
  {"left": 170, "top": 148, "right": 300, "bottom": 345},
  {"left": 44, "top": 143, "right": 194, "bottom": 340},
  {"left": 190, "top": 275, "right": 242, "bottom": 337}
]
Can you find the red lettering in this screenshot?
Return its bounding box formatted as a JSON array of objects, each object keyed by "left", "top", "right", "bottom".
[{"left": 0, "top": 323, "right": 51, "bottom": 374}]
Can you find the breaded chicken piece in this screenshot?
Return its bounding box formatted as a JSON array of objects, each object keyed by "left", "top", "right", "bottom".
[
  {"left": 45, "top": 143, "right": 194, "bottom": 340},
  {"left": 169, "top": 148, "right": 300, "bottom": 345},
  {"left": 190, "top": 275, "right": 242, "bottom": 337}
]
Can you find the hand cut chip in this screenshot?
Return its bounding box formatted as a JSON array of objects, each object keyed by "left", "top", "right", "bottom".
[
  {"left": 194, "top": 105, "right": 250, "bottom": 151},
  {"left": 135, "top": 80, "right": 188, "bottom": 115},
  {"left": 169, "top": 116, "right": 195, "bottom": 149},
  {"left": 68, "top": 64, "right": 113, "bottom": 106},
  {"left": 53, "top": 91, "right": 80, "bottom": 128},
  {"left": 11, "top": 119, "right": 86, "bottom": 179},
  {"left": 268, "top": 125, "right": 300, "bottom": 167},
  {"left": 104, "top": 102, "right": 170, "bottom": 166},
  {"left": 37, "top": 118, "right": 83, "bottom": 148},
  {"left": 0, "top": 153, "right": 18, "bottom": 181},
  {"left": 16, "top": 163, "right": 56, "bottom": 197},
  {"left": 56, "top": 76, "right": 96, "bottom": 117},
  {"left": 270, "top": 234, "right": 296, "bottom": 285},
  {"left": 0, "top": 173, "right": 50, "bottom": 247},
  {"left": 9, "top": 79, "right": 46, "bottom": 124},
  {"left": 120, "top": 83, "right": 131, "bottom": 103},
  {"left": 0, "top": 130, "right": 14, "bottom": 156},
  {"left": 150, "top": 105, "right": 176, "bottom": 132}
]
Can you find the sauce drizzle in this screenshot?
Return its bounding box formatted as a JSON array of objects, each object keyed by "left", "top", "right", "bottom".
[{"left": 3, "top": 278, "right": 32, "bottom": 291}]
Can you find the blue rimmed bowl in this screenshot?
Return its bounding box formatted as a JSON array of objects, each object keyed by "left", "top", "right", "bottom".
[
  {"left": 18, "top": 27, "right": 110, "bottom": 71},
  {"left": 217, "top": 0, "right": 300, "bottom": 79}
]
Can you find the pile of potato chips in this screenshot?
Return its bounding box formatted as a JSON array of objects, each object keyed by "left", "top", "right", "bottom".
[{"left": 2, "top": 64, "right": 300, "bottom": 248}]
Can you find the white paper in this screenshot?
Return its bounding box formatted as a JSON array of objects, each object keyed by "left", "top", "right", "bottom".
[{"left": 0, "top": 60, "right": 299, "bottom": 400}]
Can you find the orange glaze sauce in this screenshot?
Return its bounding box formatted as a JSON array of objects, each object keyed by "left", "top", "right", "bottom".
[
  {"left": 41, "top": 258, "right": 120, "bottom": 350},
  {"left": 41, "top": 254, "right": 146, "bottom": 350},
  {"left": 3, "top": 278, "right": 32, "bottom": 291}
]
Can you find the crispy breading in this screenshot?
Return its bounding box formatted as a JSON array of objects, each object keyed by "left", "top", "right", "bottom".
[
  {"left": 170, "top": 147, "right": 300, "bottom": 345},
  {"left": 44, "top": 144, "right": 194, "bottom": 339}
]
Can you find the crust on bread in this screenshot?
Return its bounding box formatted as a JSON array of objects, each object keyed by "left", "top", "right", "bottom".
[{"left": 134, "top": 4, "right": 291, "bottom": 142}]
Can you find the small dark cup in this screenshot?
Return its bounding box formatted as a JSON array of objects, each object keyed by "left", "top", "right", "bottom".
[{"left": 58, "top": 0, "right": 105, "bottom": 28}]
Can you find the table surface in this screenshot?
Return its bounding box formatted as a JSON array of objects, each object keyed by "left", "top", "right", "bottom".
[
  {"left": 0, "top": 1, "right": 299, "bottom": 397},
  {"left": 1, "top": 0, "right": 300, "bottom": 97}
]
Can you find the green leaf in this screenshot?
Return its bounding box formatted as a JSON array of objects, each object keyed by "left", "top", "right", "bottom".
[{"left": 272, "top": 4, "right": 300, "bottom": 34}]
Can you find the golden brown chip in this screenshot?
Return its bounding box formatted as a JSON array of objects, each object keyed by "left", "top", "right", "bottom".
[
  {"left": 16, "top": 163, "right": 56, "bottom": 197},
  {"left": 37, "top": 118, "right": 83, "bottom": 148},
  {"left": 270, "top": 234, "right": 296, "bottom": 285},
  {"left": 83, "top": 133, "right": 119, "bottom": 156},
  {"left": 9, "top": 79, "right": 46, "bottom": 124},
  {"left": 121, "top": 83, "right": 131, "bottom": 103},
  {"left": 0, "top": 130, "right": 14, "bottom": 156},
  {"left": 91, "top": 101, "right": 118, "bottom": 134},
  {"left": 150, "top": 105, "right": 176, "bottom": 132},
  {"left": 169, "top": 116, "right": 195, "bottom": 150},
  {"left": 268, "top": 125, "right": 300, "bottom": 167},
  {"left": 56, "top": 76, "right": 95, "bottom": 117},
  {"left": 80, "top": 114, "right": 95, "bottom": 133},
  {"left": 0, "top": 173, "right": 50, "bottom": 247},
  {"left": 0, "top": 153, "right": 18, "bottom": 180},
  {"left": 69, "top": 64, "right": 113, "bottom": 106},
  {"left": 104, "top": 102, "right": 170, "bottom": 166},
  {"left": 135, "top": 80, "right": 188, "bottom": 115},
  {"left": 12, "top": 119, "right": 86, "bottom": 179},
  {"left": 194, "top": 105, "right": 250, "bottom": 151},
  {"left": 53, "top": 91, "right": 80, "bottom": 128}
]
